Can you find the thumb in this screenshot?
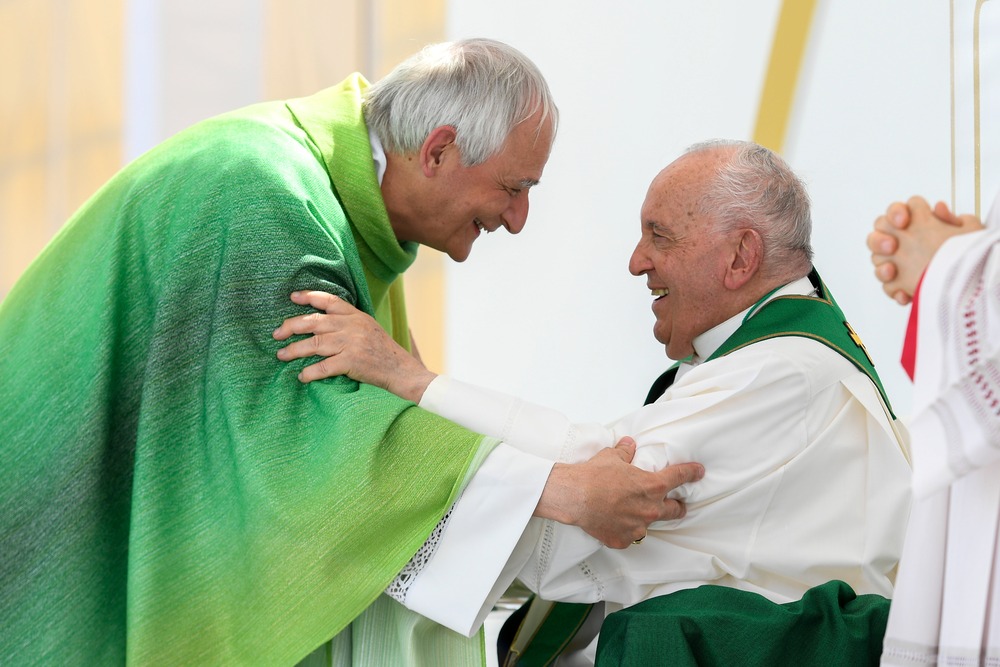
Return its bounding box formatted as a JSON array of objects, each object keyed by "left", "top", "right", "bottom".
[
  {"left": 933, "top": 200, "right": 961, "bottom": 225},
  {"left": 614, "top": 436, "right": 637, "bottom": 462}
]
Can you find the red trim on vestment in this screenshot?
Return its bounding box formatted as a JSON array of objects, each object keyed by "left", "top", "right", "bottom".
[{"left": 900, "top": 272, "right": 926, "bottom": 382}]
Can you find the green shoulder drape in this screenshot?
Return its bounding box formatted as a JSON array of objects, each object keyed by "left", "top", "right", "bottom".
[{"left": 0, "top": 75, "right": 490, "bottom": 665}]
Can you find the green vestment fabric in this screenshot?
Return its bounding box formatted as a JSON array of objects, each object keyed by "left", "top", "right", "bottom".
[
  {"left": 0, "top": 75, "right": 491, "bottom": 665},
  {"left": 596, "top": 580, "right": 889, "bottom": 666}
]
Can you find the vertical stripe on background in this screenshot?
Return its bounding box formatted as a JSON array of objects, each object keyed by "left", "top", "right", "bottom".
[{"left": 752, "top": 0, "right": 819, "bottom": 154}]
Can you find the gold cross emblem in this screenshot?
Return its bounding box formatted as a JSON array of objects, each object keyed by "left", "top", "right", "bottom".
[{"left": 844, "top": 321, "right": 875, "bottom": 366}]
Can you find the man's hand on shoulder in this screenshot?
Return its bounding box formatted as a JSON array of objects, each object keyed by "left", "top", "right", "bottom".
[
  {"left": 273, "top": 290, "right": 435, "bottom": 402},
  {"left": 534, "top": 436, "right": 704, "bottom": 549}
]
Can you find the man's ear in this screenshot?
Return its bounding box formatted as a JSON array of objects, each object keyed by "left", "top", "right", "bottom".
[
  {"left": 419, "top": 125, "right": 458, "bottom": 177},
  {"left": 724, "top": 228, "right": 763, "bottom": 289}
]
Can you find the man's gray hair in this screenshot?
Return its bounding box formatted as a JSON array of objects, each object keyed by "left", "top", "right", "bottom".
[
  {"left": 364, "top": 38, "right": 558, "bottom": 167},
  {"left": 688, "top": 139, "right": 814, "bottom": 275}
]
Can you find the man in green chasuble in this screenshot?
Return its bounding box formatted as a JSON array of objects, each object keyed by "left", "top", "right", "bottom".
[{"left": 0, "top": 39, "right": 702, "bottom": 665}]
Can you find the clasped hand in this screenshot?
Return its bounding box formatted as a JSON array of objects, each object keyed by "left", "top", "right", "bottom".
[{"left": 867, "top": 196, "right": 983, "bottom": 305}]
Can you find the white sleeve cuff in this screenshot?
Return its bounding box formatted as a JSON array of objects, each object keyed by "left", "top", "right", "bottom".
[{"left": 401, "top": 442, "right": 554, "bottom": 636}]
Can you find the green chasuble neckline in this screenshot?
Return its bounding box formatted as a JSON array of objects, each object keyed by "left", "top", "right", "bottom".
[
  {"left": 646, "top": 269, "right": 893, "bottom": 419},
  {"left": 707, "top": 269, "right": 894, "bottom": 418},
  {"left": 286, "top": 75, "right": 416, "bottom": 348}
]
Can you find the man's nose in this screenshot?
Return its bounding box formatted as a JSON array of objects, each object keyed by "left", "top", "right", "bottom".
[
  {"left": 502, "top": 194, "right": 529, "bottom": 234},
  {"left": 628, "top": 242, "right": 650, "bottom": 276}
]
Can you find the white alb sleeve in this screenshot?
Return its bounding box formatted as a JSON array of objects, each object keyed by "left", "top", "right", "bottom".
[
  {"left": 401, "top": 442, "right": 552, "bottom": 636},
  {"left": 397, "top": 376, "right": 615, "bottom": 636}
]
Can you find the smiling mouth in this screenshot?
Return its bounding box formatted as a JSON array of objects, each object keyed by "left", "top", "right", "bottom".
[
  {"left": 652, "top": 288, "right": 670, "bottom": 298},
  {"left": 475, "top": 219, "right": 493, "bottom": 234}
]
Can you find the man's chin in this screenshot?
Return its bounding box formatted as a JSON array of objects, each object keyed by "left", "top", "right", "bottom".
[
  {"left": 446, "top": 247, "right": 472, "bottom": 262},
  {"left": 652, "top": 327, "right": 668, "bottom": 347},
  {"left": 443, "top": 241, "right": 475, "bottom": 263}
]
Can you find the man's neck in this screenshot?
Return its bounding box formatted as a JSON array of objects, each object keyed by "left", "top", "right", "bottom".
[
  {"left": 690, "top": 274, "right": 815, "bottom": 362},
  {"left": 379, "top": 151, "right": 421, "bottom": 245}
]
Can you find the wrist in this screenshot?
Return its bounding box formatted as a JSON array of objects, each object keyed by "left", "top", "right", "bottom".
[
  {"left": 397, "top": 369, "right": 437, "bottom": 404},
  {"left": 533, "top": 463, "right": 581, "bottom": 526}
]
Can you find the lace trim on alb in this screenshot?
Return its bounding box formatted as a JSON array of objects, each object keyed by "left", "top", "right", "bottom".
[
  {"left": 384, "top": 504, "right": 456, "bottom": 604},
  {"left": 577, "top": 559, "right": 605, "bottom": 600},
  {"left": 530, "top": 519, "right": 556, "bottom": 592},
  {"left": 880, "top": 636, "right": 938, "bottom": 665},
  {"left": 955, "top": 267, "right": 1000, "bottom": 450}
]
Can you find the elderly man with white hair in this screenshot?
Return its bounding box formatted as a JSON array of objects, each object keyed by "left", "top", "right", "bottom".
[{"left": 276, "top": 139, "right": 912, "bottom": 666}]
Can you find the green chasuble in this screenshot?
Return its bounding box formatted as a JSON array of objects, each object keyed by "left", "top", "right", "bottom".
[
  {"left": 0, "top": 75, "right": 491, "bottom": 665},
  {"left": 596, "top": 580, "right": 889, "bottom": 666}
]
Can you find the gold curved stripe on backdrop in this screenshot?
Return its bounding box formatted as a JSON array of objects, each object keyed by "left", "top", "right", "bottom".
[
  {"left": 752, "top": 0, "right": 820, "bottom": 153},
  {"left": 410, "top": 1, "right": 823, "bottom": 372}
]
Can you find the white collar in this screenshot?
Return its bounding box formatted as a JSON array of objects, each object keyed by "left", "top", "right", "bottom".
[
  {"left": 688, "top": 275, "right": 816, "bottom": 364},
  {"left": 368, "top": 125, "right": 386, "bottom": 185}
]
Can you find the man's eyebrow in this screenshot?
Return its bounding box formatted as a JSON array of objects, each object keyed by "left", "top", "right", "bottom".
[
  {"left": 645, "top": 220, "right": 670, "bottom": 234},
  {"left": 519, "top": 178, "right": 540, "bottom": 189}
]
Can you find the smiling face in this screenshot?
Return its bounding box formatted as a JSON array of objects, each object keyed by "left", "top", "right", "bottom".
[
  {"left": 387, "top": 109, "right": 555, "bottom": 262},
  {"left": 629, "top": 151, "right": 742, "bottom": 360}
]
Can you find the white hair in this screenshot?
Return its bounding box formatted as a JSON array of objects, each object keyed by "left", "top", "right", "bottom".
[
  {"left": 363, "top": 38, "right": 558, "bottom": 166},
  {"left": 687, "top": 139, "right": 814, "bottom": 276}
]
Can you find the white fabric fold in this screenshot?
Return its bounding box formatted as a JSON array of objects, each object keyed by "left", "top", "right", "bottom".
[{"left": 881, "top": 193, "right": 1000, "bottom": 667}]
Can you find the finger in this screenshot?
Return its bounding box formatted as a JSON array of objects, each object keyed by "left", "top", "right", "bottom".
[
  {"left": 874, "top": 261, "right": 897, "bottom": 283},
  {"left": 298, "top": 356, "right": 348, "bottom": 383},
  {"left": 289, "top": 290, "right": 347, "bottom": 312},
  {"left": 613, "top": 436, "right": 637, "bottom": 462},
  {"left": 888, "top": 201, "right": 911, "bottom": 229},
  {"left": 905, "top": 196, "right": 935, "bottom": 225},
  {"left": 867, "top": 230, "right": 898, "bottom": 256},
  {"left": 872, "top": 214, "right": 898, "bottom": 235},
  {"left": 273, "top": 313, "right": 319, "bottom": 341},
  {"left": 956, "top": 213, "right": 985, "bottom": 232},
  {"left": 273, "top": 312, "right": 341, "bottom": 341},
  {"left": 660, "top": 498, "right": 687, "bottom": 522},
  {"left": 657, "top": 462, "right": 704, "bottom": 488},
  {"left": 933, "top": 200, "right": 961, "bottom": 225},
  {"left": 880, "top": 279, "right": 910, "bottom": 304},
  {"left": 276, "top": 332, "right": 340, "bottom": 361}
]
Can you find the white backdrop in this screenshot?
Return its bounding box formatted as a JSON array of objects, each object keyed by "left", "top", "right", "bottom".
[{"left": 442, "top": 0, "right": 970, "bottom": 423}]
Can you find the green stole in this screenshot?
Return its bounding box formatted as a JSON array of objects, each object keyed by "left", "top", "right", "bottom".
[
  {"left": 290, "top": 76, "right": 492, "bottom": 666},
  {"left": 502, "top": 269, "right": 892, "bottom": 666},
  {"left": 0, "top": 76, "right": 490, "bottom": 665}
]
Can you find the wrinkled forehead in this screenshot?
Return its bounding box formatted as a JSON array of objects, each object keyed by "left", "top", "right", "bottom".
[
  {"left": 641, "top": 164, "right": 697, "bottom": 221},
  {"left": 508, "top": 109, "right": 556, "bottom": 154},
  {"left": 497, "top": 112, "right": 554, "bottom": 174},
  {"left": 642, "top": 150, "right": 724, "bottom": 221}
]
